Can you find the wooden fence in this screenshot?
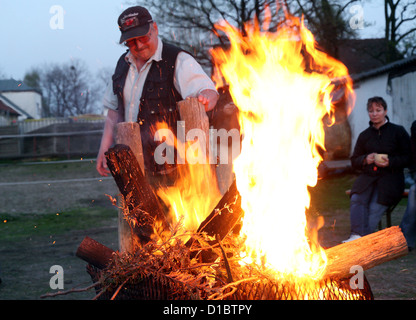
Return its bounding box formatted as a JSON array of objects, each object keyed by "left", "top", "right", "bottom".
[{"left": 0, "top": 118, "right": 105, "bottom": 160}]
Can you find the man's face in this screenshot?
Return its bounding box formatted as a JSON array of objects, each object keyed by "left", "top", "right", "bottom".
[{"left": 125, "top": 22, "right": 158, "bottom": 62}]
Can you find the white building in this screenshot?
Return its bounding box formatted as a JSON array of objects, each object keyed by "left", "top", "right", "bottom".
[{"left": 0, "top": 79, "right": 42, "bottom": 121}]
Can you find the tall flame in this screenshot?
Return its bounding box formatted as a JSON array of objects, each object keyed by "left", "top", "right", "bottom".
[
  {"left": 153, "top": 121, "right": 222, "bottom": 242},
  {"left": 211, "top": 14, "right": 353, "bottom": 280}
]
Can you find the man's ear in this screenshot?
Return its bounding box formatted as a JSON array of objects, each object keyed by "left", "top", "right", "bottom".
[{"left": 152, "top": 22, "right": 158, "bottom": 35}]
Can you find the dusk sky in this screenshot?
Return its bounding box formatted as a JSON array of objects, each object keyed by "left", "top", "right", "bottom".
[{"left": 0, "top": 0, "right": 385, "bottom": 81}]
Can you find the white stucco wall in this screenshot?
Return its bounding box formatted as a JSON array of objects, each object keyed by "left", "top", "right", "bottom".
[
  {"left": 1, "top": 91, "right": 42, "bottom": 120},
  {"left": 390, "top": 71, "right": 416, "bottom": 136}
]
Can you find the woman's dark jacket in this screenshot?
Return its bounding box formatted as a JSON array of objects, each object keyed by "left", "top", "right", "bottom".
[{"left": 350, "top": 118, "right": 411, "bottom": 206}]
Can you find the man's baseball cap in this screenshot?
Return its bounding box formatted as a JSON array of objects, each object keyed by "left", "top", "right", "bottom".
[{"left": 118, "top": 6, "right": 153, "bottom": 44}]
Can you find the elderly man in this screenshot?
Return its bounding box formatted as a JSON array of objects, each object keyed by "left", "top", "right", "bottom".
[{"left": 97, "top": 6, "right": 218, "bottom": 178}]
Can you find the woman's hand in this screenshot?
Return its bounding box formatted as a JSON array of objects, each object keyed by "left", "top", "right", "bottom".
[
  {"left": 365, "top": 153, "right": 376, "bottom": 165},
  {"left": 375, "top": 154, "right": 389, "bottom": 167}
]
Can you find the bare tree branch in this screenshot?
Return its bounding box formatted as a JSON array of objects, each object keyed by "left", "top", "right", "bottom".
[
  {"left": 36, "top": 59, "right": 99, "bottom": 117},
  {"left": 383, "top": 0, "right": 416, "bottom": 62}
]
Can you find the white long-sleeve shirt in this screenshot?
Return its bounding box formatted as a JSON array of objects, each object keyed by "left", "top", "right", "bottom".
[{"left": 102, "top": 37, "right": 217, "bottom": 122}]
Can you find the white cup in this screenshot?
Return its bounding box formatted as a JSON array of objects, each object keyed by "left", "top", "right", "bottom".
[{"left": 375, "top": 153, "right": 388, "bottom": 164}]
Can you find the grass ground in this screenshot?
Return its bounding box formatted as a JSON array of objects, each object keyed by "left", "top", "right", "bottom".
[{"left": 0, "top": 160, "right": 415, "bottom": 300}]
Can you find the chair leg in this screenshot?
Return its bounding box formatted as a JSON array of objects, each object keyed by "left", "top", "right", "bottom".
[
  {"left": 377, "top": 205, "right": 396, "bottom": 230},
  {"left": 386, "top": 212, "right": 392, "bottom": 228},
  {"left": 378, "top": 220, "right": 383, "bottom": 230}
]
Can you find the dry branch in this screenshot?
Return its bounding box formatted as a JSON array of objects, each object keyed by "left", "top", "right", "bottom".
[{"left": 40, "top": 282, "right": 100, "bottom": 299}]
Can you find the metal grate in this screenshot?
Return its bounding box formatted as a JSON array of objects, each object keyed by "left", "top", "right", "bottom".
[
  {"left": 88, "top": 264, "right": 373, "bottom": 300},
  {"left": 233, "top": 276, "right": 373, "bottom": 300}
]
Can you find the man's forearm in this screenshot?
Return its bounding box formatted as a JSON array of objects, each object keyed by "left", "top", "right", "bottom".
[
  {"left": 96, "top": 109, "right": 118, "bottom": 176},
  {"left": 99, "top": 109, "right": 118, "bottom": 151}
]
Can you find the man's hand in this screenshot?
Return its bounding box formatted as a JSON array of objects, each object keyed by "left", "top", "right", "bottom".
[
  {"left": 198, "top": 89, "right": 219, "bottom": 111},
  {"left": 96, "top": 109, "right": 117, "bottom": 176},
  {"left": 96, "top": 150, "right": 111, "bottom": 176}
]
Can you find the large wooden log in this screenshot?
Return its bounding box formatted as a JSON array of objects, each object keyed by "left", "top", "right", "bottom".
[
  {"left": 211, "top": 86, "right": 241, "bottom": 195},
  {"left": 323, "top": 226, "right": 408, "bottom": 279},
  {"left": 117, "top": 194, "right": 133, "bottom": 252},
  {"left": 105, "top": 144, "right": 170, "bottom": 245},
  {"left": 196, "top": 178, "right": 243, "bottom": 239},
  {"left": 177, "top": 97, "right": 210, "bottom": 158},
  {"left": 186, "top": 179, "right": 244, "bottom": 262},
  {"left": 114, "top": 122, "right": 145, "bottom": 252},
  {"left": 177, "top": 98, "right": 221, "bottom": 197},
  {"left": 115, "top": 122, "right": 145, "bottom": 174},
  {"left": 76, "top": 236, "right": 115, "bottom": 269}
]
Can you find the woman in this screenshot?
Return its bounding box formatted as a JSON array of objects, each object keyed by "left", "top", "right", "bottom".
[{"left": 343, "top": 96, "right": 411, "bottom": 242}]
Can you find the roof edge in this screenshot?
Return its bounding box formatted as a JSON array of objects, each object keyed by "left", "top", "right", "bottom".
[
  {"left": 351, "top": 55, "right": 416, "bottom": 82},
  {"left": 0, "top": 94, "right": 33, "bottom": 118}
]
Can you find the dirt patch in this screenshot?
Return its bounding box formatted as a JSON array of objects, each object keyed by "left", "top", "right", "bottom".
[
  {"left": 0, "top": 225, "right": 118, "bottom": 300},
  {"left": 0, "top": 160, "right": 120, "bottom": 299},
  {"left": 0, "top": 161, "right": 119, "bottom": 214}
]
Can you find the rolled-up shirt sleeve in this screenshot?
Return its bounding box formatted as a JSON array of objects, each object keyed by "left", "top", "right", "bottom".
[
  {"left": 102, "top": 80, "right": 118, "bottom": 111},
  {"left": 174, "top": 52, "right": 218, "bottom": 99}
]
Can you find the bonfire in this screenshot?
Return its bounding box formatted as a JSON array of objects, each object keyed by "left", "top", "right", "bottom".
[{"left": 44, "top": 10, "right": 408, "bottom": 301}]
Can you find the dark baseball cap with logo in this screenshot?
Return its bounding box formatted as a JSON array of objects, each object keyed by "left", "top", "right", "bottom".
[{"left": 118, "top": 6, "right": 153, "bottom": 44}]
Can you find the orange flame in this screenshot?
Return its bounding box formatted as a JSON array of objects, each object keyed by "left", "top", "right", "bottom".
[
  {"left": 210, "top": 14, "right": 354, "bottom": 280},
  {"left": 152, "top": 121, "right": 222, "bottom": 242}
]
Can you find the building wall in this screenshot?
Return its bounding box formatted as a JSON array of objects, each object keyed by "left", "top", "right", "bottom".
[
  {"left": 390, "top": 71, "right": 416, "bottom": 135},
  {"left": 0, "top": 114, "right": 19, "bottom": 126},
  {"left": 1, "top": 91, "right": 42, "bottom": 120}
]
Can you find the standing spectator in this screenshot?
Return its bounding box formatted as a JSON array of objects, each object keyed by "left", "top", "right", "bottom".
[
  {"left": 343, "top": 97, "right": 411, "bottom": 242},
  {"left": 400, "top": 120, "right": 416, "bottom": 251}
]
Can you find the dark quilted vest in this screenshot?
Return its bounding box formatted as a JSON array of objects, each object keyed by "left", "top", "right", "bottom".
[{"left": 112, "top": 42, "right": 183, "bottom": 174}]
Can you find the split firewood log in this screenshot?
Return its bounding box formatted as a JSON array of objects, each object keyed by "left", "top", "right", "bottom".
[{"left": 105, "top": 144, "right": 170, "bottom": 246}]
